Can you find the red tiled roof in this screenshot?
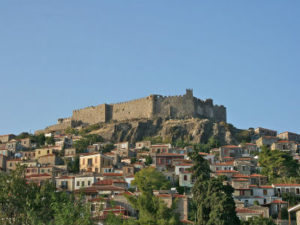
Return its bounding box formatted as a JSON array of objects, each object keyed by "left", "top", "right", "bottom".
[
  {"left": 156, "top": 153, "right": 185, "bottom": 157},
  {"left": 274, "top": 184, "right": 300, "bottom": 187},
  {"left": 270, "top": 200, "right": 288, "bottom": 204},
  {"left": 250, "top": 174, "right": 265, "bottom": 177},
  {"left": 216, "top": 170, "right": 238, "bottom": 173},
  {"left": 277, "top": 140, "right": 295, "bottom": 143},
  {"left": 103, "top": 173, "right": 123, "bottom": 176},
  {"left": 233, "top": 178, "right": 249, "bottom": 182},
  {"left": 222, "top": 145, "right": 240, "bottom": 148},
  {"left": 26, "top": 173, "right": 51, "bottom": 178},
  {"left": 232, "top": 174, "right": 250, "bottom": 178},
  {"left": 56, "top": 176, "right": 74, "bottom": 179},
  {"left": 236, "top": 208, "right": 261, "bottom": 214},
  {"left": 176, "top": 163, "right": 193, "bottom": 166},
  {"left": 215, "top": 161, "right": 234, "bottom": 166}
]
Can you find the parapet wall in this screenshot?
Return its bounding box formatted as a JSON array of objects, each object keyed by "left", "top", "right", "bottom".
[
  {"left": 111, "top": 96, "right": 153, "bottom": 121},
  {"left": 153, "top": 94, "right": 195, "bottom": 119},
  {"left": 41, "top": 90, "right": 226, "bottom": 133},
  {"left": 72, "top": 104, "right": 107, "bottom": 124}
]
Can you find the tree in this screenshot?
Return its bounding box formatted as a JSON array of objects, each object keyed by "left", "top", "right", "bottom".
[
  {"left": 190, "top": 150, "right": 240, "bottom": 225},
  {"left": 145, "top": 155, "right": 153, "bottom": 166},
  {"left": 124, "top": 168, "right": 181, "bottom": 225},
  {"left": 45, "top": 136, "right": 55, "bottom": 145},
  {"left": 67, "top": 155, "right": 80, "bottom": 173},
  {"left": 131, "top": 167, "right": 171, "bottom": 191},
  {"left": 259, "top": 146, "right": 299, "bottom": 181},
  {"left": 131, "top": 157, "right": 137, "bottom": 164},
  {"left": 241, "top": 216, "right": 275, "bottom": 225},
  {"left": 74, "top": 134, "right": 104, "bottom": 153},
  {"left": 0, "top": 166, "right": 93, "bottom": 225}
]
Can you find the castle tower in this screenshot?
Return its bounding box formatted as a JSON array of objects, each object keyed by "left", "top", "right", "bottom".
[{"left": 185, "top": 89, "right": 193, "bottom": 98}]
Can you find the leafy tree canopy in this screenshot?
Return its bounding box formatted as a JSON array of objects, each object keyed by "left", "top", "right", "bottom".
[
  {"left": 131, "top": 167, "right": 171, "bottom": 192},
  {"left": 0, "top": 166, "right": 93, "bottom": 225},
  {"left": 241, "top": 216, "right": 275, "bottom": 225},
  {"left": 258, "top": 145, "right": 299, "bottom": 181}
]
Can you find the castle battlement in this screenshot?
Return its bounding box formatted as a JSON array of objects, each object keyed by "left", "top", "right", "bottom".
[{"left": 44, "top": 89, "right": 226, "bottom": 132}]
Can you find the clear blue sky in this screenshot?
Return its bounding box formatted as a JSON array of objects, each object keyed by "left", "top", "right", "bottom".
[{"left": 0, "top": 1, "right": 299, "bottom": 135}]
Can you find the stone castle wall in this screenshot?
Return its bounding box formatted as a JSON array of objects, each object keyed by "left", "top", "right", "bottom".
[
  {"left": 39, "top": 89, "right": 227, "bottom": 133},
  {"left": 72, "top": 104, "right": 107, "bottom": 124},
  {"left": 111, "top": 96, "right": 154, "bottom": 122}
]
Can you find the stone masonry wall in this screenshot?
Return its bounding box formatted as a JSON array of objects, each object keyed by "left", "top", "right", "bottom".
[
  {"left": 72, "top": 104, "right": 106, "bottom": 124},
  {"left": 111, "top": 96, "right": 154, "bottom": 121}
]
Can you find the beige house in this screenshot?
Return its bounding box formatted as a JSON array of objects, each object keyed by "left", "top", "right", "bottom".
[
  {"left": 256, "top": 136, "right": 278, "bottom": 147},
  {"left": 35, "top": 147, "right": 54, "bottom": 159},
  {"left": 55, "top": 176, "right": 75, "bottom": 191},
  {"left": 278, "top": 131, "right": 300, "bottom": 143},
  {"left": 271, "top": 140, "right": 297, "bottom": 153},
  {"left": 74, "top": 175, "right": 95, "bottom": 190},
  {"left": 80, "top": 153, "right": 113, "bottom": 173},
  {"left": 0, "top": 134, "right": 15, "bottom": 143},
  {"left": 135, "top": 141, "right": 151, "bottom": 150},
  {"left": 6, "top": 159, "right": 22, "bottom": 171},
  {"left": 38, "top": 154, "right": 58, "bottom": 166}
]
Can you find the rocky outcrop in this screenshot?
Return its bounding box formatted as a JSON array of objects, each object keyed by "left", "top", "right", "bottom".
[{"left": 88, "top": 118, "right": 240, "bottom": 145}]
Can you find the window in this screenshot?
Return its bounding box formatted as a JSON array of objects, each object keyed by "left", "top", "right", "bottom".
[
  {"left": 47, "top": 150, "right": 49, "bottom": 154},
  {"left": 88, "top": 181, "right": 91, "bottom": 186},
  {"left": 88, "top": 159, "right": 92, "bottom": 166},
  {"left": 297, "top": 188, "right": 300, "bottom": 194},
  {"left": 286, "top": 188, "right": 289, "bottom": 193},
  {"left": 77, "top": 181, "right": 80, "bottom": 186},
  {"left": 179, "top": 168, "right": 184, "bottom": 172},
  {"left": 263, "top": 189, "right": 268, "bottom": 195},
  {"left": 184, "top": 175, "right": 187, "bottom": 181},
  {"left": 81, "top": 181, "right": 85, "bottom": 186}
]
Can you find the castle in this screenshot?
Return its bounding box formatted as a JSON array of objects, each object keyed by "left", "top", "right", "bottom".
[{"left": 40, "top": 89, "right": 226, "bottom": 133}]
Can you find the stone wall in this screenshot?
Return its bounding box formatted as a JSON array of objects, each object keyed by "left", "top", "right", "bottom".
[
  {"left": 153, "top": 94, "right": 195, "bottom": 119},
  {"left": 111, "top": 96, "right": 154, "bottom": 121},
  {"left": 72, "top": 104, "right": 107, "bottom": 124}
]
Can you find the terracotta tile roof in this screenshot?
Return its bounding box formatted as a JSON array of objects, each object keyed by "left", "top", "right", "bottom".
[
  {"left": 26, "top": 173, "right": 51, "bottom": 178},
  {"left": 176, "top": 163, "right": 193, "bottom": 166},
  {"left": 232, "top": 174, "right": 250, "bottom": 178},
  {"left": 103, "top": 173, "right": 123, "bottom": 177},
  {"left": 250, "top": 174, "right": 265, "bottom": 177},
  {"left": 270, "top": 200, "right": 288, "bottom": 204},
  {"left": 277, "top": 140, "right": 295, "bottom": 143},
  {"left": 56, "top": 176, "right": 74, "bottom": 179},
  {"left": 233, "top": 178, "right": 249, "bottom": 182},
  {"left": 156, "top": 153, "right": 185, "bottom": 157},
  {"left": 222, "top": 145, "right": 240, "bottom": 148},
  {"left": 215, "top": 161, "right": 234, "bottom": 166},
  {"left": 236, "top": 208, "right": 261, "bottom": 214},
  {"left": 215, "top": 170, "right": 238, "bottom": 173},
  {"left": 274, "top": 183, "right": 300, "bottom": 187}
]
